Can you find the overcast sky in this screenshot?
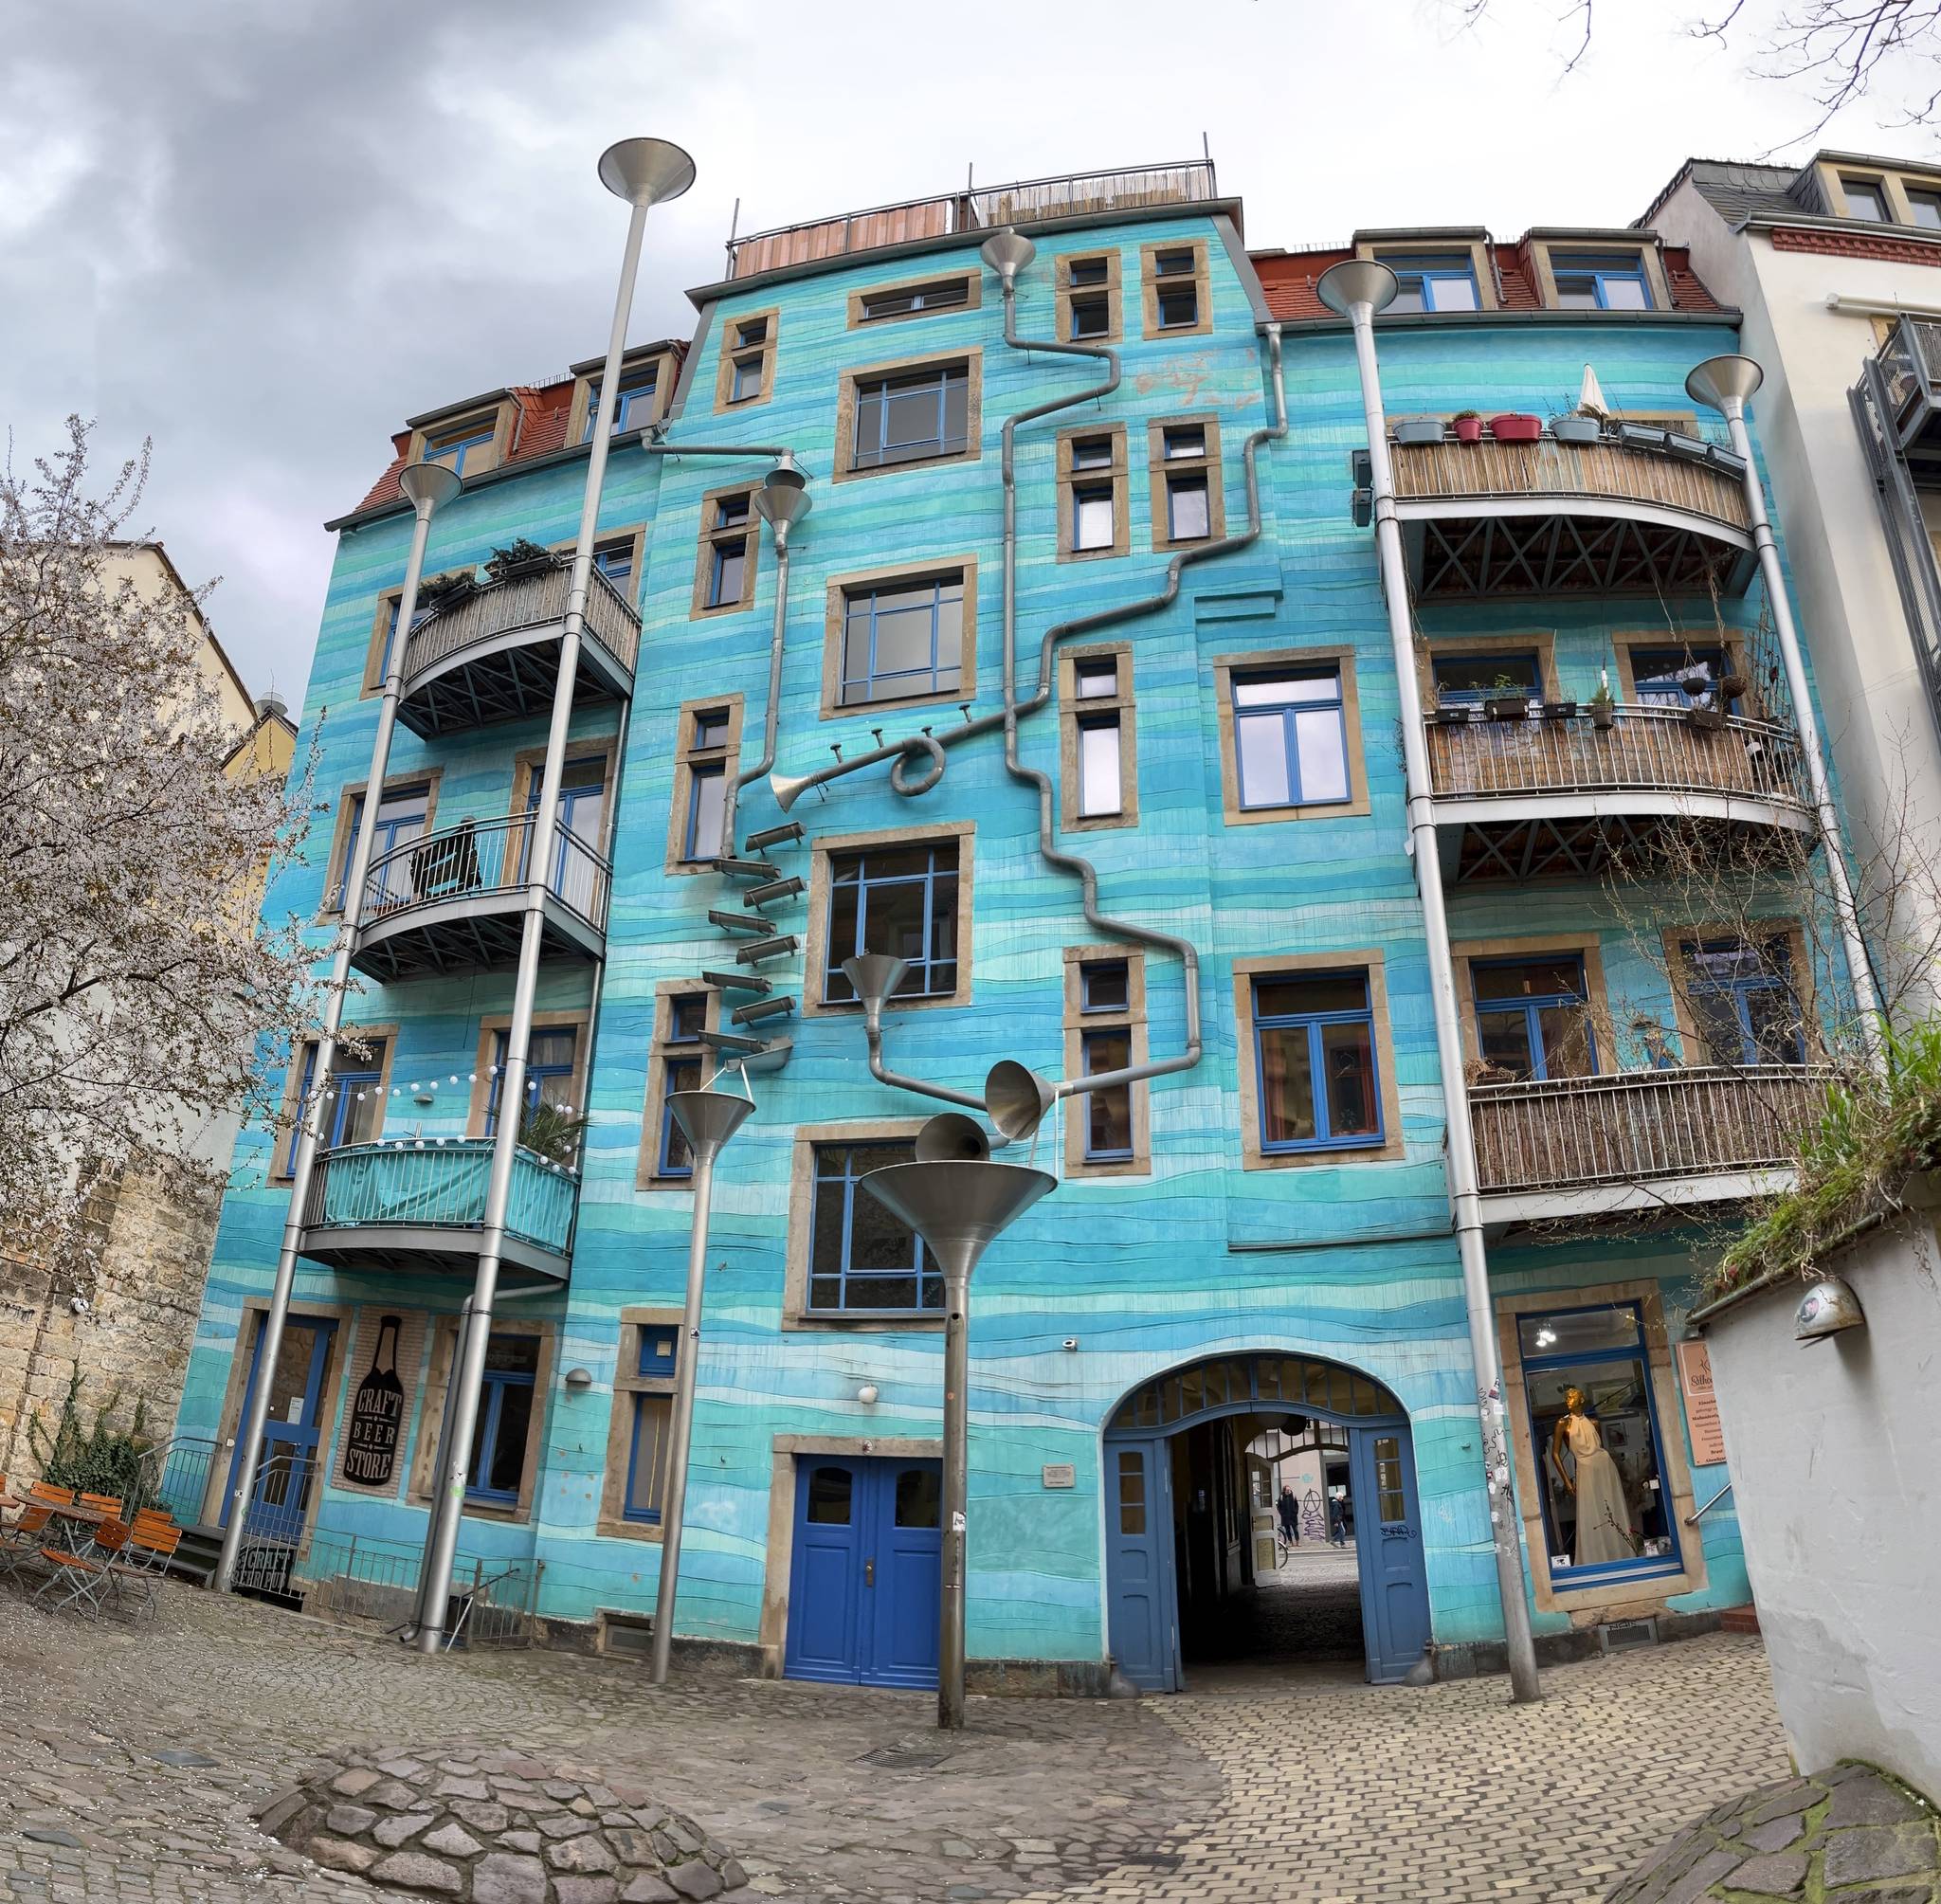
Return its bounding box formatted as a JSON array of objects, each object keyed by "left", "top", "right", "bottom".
[{"left": 5, "top": 0, "right": 1933, "bottom": 704}]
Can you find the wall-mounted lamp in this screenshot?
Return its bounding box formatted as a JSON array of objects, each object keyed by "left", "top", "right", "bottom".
[
  {"left": 856, "top": 1384, "right": 880, "bottom": 1406},
  {"left": 563, "top": 1367, "right": 593, "bottom": 1390}
]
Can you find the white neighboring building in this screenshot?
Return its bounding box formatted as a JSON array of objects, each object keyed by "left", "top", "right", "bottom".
[{"left": 1647, "top": 154, "right": 1941, "bottom": 970}]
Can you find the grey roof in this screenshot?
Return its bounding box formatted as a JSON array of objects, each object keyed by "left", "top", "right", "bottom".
[{"left": 1637, "top": 157, "right": 1809, "bottom": 230}]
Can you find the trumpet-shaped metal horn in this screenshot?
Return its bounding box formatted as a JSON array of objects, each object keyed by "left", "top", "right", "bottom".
[
  {"left": 1685, "top": 354, "right": 1766, "bottom": 415},
  {"left": 398, "top": 462, "right": 463, "bottom": 514},
  {"left": 980, "top": 227, "right": 1037, "bottom": 282},
  {"left": 770, "top": 771, "right": 814, "bottom": 812},
  {"left": 597, "top": 136, "right": 698, "bottom": 207},
  {"left": 1316, "top": 259, "right": 1400, "bottom": 318},
  {"left": 986, "top": 1060, "right": 1060, "bottom": 1142},
  {"left": 916, "top": 1113, "right": 992, "bottom": 1163}
]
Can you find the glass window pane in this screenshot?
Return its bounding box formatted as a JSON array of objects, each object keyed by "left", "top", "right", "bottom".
[
  {"left": 1478, "top": 1009, "right": 1537, "bottom": 1079},
  {"left": 626, "top": 1394, "right": 669, "bottom": 1519},
  {"left": 1388, "top": 280, "right": 1426, "bottom": 316},
  {"left": 1293, "top": 707, "right": 1349, "bottom": 803},
  {"left": 1081, "top": 960, "right": 1129, "bottom": 1011},
  {"left": 1234, "top": 671, "right": 1337, "bottom": 708},
  {"left": 1745, "top": 986, "right": 1805, "bottom": 1063},
  {"left": 1601, "top": 275, "right": 1650, "bottom": 310},
  {"left": 1911, "top": 190, "right": 1941, "bottom": 229},
  {"left": 686, "top": 766, "right": 725, "bottom": 861},
  {"left": 1071, "top": 257, "right": 1109, "bottom": 286},
  {"left": 896, "top": 1467, "right": 941, "bottom": 1528},
  {"left": 1258, "top": 1024, "right": 1316, "bottom": 1146},
  {"left": 1843, "top": 178, "right": 1889, "bottom": 221},
  {"left": 1079, "top": 718, "right": 1122, "bottom": 816},
  {"left": 1537, "top": 1004, "right": 1595, "bottom": 1078},
  {"left": 1517, "top": 1305, "right": 1640, "bottom": 1360},
  {"left": 485, "top": 1383, "right": 532, "bottom": 1495},
  {"left": 1158, "top": 285, "right": 1199, "bottom": 328},
  {"left": 1373, "top": 1435, "right": 1406, "bottom": 1524},
  {"left": 1117, "top": 1450, "right": 1146, "bottom": 1534},
  {"left": 1163, "top": 426, "right": 1206, "bottom": 460},
  {"left": 1432, "top": 654, "right": 1540, "bottom": 702},
  {"left": 882, "top": 385, "right": 939, "bottom": 449},
  {"left": 1256, "top": 973, "right": 1367, "bottom": 1019},
  {"left": 1155, "top": 249, "right": 1194, "bottom": 277},
  {"left": 1237, "top": 712, "right": 1291, "bottom": 807},
  {"left": 1071, "top": 436, "right": 1113, "bottom": 470},
  {"left": 1086, "top": 1078, "right": 1133, "bottom": 1161},
  {"left": 807, "top": 1465, "right": 853, "bottom": 1524},
  {"left": 1168, "top": 478, "right": 1209, "bottom": 540},
  {"left": 1428, "top": 274, "right": 1478, "bottom": 312},
  {"left": 1075, "top": 659, "right": 1117, "bottom": 698},
  {"left": 1554, "top": 275, "right": 1599, "bottom": 309},
  {"left": 871, "top": 597, "right": 936, "bottom": 677},
  {"left": 1075, "top": 487, "right": 1116, "bottom": 550},
  {"left": 1318, "top": 1018, "right": 1378, "bottom": 1138}
]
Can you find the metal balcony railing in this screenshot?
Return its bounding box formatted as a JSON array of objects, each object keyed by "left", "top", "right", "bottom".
[
  {"left": 1389, "top": 435, "right": 1751, "bottom": 528},
  {"left": 725, "top": 159, "right": 1219, "bottom": 278},
  {"left": 301, "top": 1139, "right": 579, "bottom": 1259},
  {"left": 1469, "top": 1064, "right": 1827, "bottom": 1198},
  {"left": 400, "top": 565, "right": 642, "bottom": 687},
  {"left": 1425, "top": 704, "right": 1812, "bottom": 808},
  {"left": 356, "top": 813, "right": 611, "bottom": 934}
]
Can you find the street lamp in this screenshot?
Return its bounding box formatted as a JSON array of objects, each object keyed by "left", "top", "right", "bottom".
[
  {"left": 649, "top": 1068, "right": 755, "bottom": 1685},
  {"left": 860, "top": 1112, "right": 1054, "bottom": 1731}
]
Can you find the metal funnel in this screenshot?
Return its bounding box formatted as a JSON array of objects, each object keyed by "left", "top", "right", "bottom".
[
  {"left": 598, "top": 137, "right": 698, "bottom": 207},
  {"left": 980, "top": 227, "right": 1036, "bottom": 283},
  {"left": 665, "top": 1086, "right": 754, "bottom": 1167},
  {"left": 398, "top": 462, "right": 463, "bottom": 514},
  {"left": 1685, "top": 354, "right": 1765, "bottom": 414},
  {"left": 843, "top": 953, "right": 909, "bottom": 1014},
  {"left": 915, "top": 1113, "right": 991, "bottom": 1163},
  {"left": 769, "top": 771, "right": 813, "bottom": 812},
  {"left": 1317, "top": 259, "right": 1399, "bottom": 318},
  {"left": 985, "top": 1059, "right": 1059, "bottom": 1142},
  {"left": 859, "top": 1159, "right": 1054, "bottom": 1285},
  {"left": 752, "top": 463, "right": 812, "bottom": 548}
]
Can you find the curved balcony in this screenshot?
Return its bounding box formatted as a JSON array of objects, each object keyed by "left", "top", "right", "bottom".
[
  {"left": 298, "top": 1140, "right": 577, "bottom": 1289},
  {"left": 1388, "top": 434, "right": 1756, "bottom": 599},
  {"left": 350, "top": 813, "right": 609, "bottom": 982},
  {"left": 1469, "top": 1064, "right": 1826, "bottom": 1229},
  {"left": 1425, "top": 703, "right": 1819, "bottom": 881},
  {"left": 396, "top": 567, "right": 640, "bottom": 740}
]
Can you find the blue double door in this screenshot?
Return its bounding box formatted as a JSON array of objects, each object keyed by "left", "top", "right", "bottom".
[
  {"left": 220, "top": 1314, "right": 339, "bottom": 1540},
  {"left": 784, "top": 1456, "right": 942, "bottom": 1690},
  {"left": 1106, "top": 1419, "right": 1431, "bottom": 1688}
]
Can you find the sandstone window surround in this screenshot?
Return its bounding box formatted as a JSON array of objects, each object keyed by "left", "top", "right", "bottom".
[
  {"left": 1139, "top": 238, "right": 1211, "bottom": 341},
  {"left": 664, "top": 693, "right": 744, "bottom": 874},
  {"left": 1147, "top": 413, "right": 1224, "bottom": 551},
  {"left": 1062, "top": 946, "right": 1150, "bottom": 1178},
  {"left": 1058, "top": 248, "right": 1123, "bottom": 345},
  {"left": 848, "top": 271, "right": 980, "bottom": 328},
  {"left": 408, "top": 1314, "right": 554, "bottom": 1524},
  {"left": 715, "top": 308, "right": 779, "bottom": 412},
  {"left": 1211, "top": 646, "right": 1370, "bottom": 827},
  {"left": 596, "top": 1305, "right": 683, "bottom": 1541},
  {"left": 635, "top": 982, "right": 724, "bottom": 1188},
  {"left": 1058, "top": 642, "right": 1137, "bottom": 831},
  {"left": 1057, "top": 424, "right": 1130, "bottom": 564}
]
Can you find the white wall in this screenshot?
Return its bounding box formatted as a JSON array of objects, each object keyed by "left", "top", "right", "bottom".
[{"left": 1702, "top": 1215, "right": 1941, "bottom": 1795}]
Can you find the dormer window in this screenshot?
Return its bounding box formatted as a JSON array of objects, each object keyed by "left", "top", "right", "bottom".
[
  {"left": 421, "top": 414, "right": 497, "bottom": 476},
  {"left": 1841, "top": 176, "right": 1891, "bottom": 222},
  {"left": 1378, "top": 253, "right": 1479, "bottom": 314},
  {"left": 1909, "top": 189, "right": 1941, "bottom": 229},
  {"left": 585, "top": 363, "right": 659, "bottom": 440},
  {"left": 1551, "top": 253, "right": 1653, "bottom": 311}
]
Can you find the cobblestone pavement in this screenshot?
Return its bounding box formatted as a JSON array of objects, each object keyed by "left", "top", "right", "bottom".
[
  {"left": 1609, "top": 1759, "right": 1939, "bottom": 1901},
  {"left": 0, "top": 1578, "right": 1797, "bottom": 1904}
]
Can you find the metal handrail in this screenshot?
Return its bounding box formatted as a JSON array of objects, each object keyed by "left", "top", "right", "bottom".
[
  {"left": 1388, "top": 434, "right": 1752, "bottom": 528},
  {"left": 1425, "top": 702, "right": 1813, "bottom": 808},
  {"left": 1685, "top": 1478, "right": 1734, "bottom": 1525},
  {"left": 400, "top": 564, "right": 641, "bottom": 684},
  {"left": 355, "top": 812, "right": 612, "bottom": 933},
  {"left": 300, "top": 1138, "right": 580, "bottom": 1257}
]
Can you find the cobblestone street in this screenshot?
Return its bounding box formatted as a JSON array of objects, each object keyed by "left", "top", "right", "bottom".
[{"left": 0, "top": 1581, "right": 1794, "bottom": 1903}]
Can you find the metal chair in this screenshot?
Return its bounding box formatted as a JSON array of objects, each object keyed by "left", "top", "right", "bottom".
[
  {"left": 34, "top": 1518, "right": 130, "bottom": 1619},
  {"left": 79, "top": 1493, "right": 124, "bottom": 1519},
  {"left": 118, "top": 1516, "right": 181, "bottom": 1618},
  {"left": 0, "top": 1496, "right": 63, "bottom": 1586}
]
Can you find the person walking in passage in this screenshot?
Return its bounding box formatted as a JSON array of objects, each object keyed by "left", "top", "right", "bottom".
[{"left": 1277, "top": 1483, "right": 1299, "bottom": 1558}]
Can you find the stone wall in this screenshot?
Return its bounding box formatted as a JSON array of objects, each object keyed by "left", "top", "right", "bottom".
[
  {"left": 1700, "top": 1206, "right": 1941, "bottom": 1796},
  {"left": 0, "top": 1161, "right": 224, "bottom": 1478}
]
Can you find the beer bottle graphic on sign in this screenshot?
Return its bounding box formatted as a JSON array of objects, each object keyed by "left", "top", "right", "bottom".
[{"left": 342, "top": 1315, "right": 405, "bottom": 1486}]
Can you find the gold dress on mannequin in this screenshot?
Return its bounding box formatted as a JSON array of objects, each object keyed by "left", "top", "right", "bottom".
[{"left": 1560, "top": 1409, "right": 1634, "bottom": 1566}]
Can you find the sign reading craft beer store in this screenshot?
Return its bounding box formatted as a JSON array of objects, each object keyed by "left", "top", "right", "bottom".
[
  {"left": 1675, "top": 1339, "right": 1727, "bottom": 1468},
  {"left": 338, "top": 1311, "right": 418, "bottom": 1493}
]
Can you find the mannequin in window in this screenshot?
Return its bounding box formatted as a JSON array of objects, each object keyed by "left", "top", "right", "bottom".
[{"left": 1549, "top": 1387, "right": 1636, "bottom": 1566}]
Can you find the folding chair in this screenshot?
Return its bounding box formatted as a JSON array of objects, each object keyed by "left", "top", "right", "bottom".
[
  {"left": 0, "top": 1497, "right": 62, "bottom": 1586},
  {"left": 78, "top": 1493, "right": 124, "bottom": 1518},
  {"left": 119, "top": 1516, "right": 181, "bottom": 1618},
  {"left": 35, "top": 1518, "right": 129, "bottom": 1620}
]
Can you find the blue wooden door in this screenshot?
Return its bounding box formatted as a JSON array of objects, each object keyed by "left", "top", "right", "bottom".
[
  {"left": 1351, "top": 1423, "right": 1431, "bottom": 1682},
  {"left": 784, "top": 1457, "right": 942, "bottom": 1688},
  {"left": 220, "top": 1315, "right": 337, "bottom": 1539},
  {"left": 1105, "top": 1439, "right": 1177, "bottom": 1693}
]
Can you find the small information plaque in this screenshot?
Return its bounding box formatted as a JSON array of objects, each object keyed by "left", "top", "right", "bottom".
[
  {"left": 1041, "top": 1462, "right": 1077, "bottom": 1490},
  {"left": 1675, "top": 1339, "right": 1728, "bottom": 1468}
]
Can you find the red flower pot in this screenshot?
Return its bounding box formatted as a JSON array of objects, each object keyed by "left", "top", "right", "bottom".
[
  {"left": 1490, "top": 413, "right": 1542, "bottom": 443},
  {"left": 1453, "top": 416, "right": 1483, "bottom": 444}
]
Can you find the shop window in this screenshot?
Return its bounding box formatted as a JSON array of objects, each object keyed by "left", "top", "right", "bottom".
[
  {"left": 1516, "top": 1301, "right": 1682, "bottom": 1587},
  {"left": 821, "top": 841, "right": 959, "bottom": 1004},
  {"left": 1551, "top": 253, "right": 1654, "bottom": 311},
  {"left": 1678, "top": 935, "right": 1805, "bottom": 1066},
  {"left": 839, "top": 572, "right": 966, "bottom": 704},
  {"left": 466, "top": 1333, "right": 540, "bottom": 1505},
  {"left": 807, "top": 1140, "right": 940, "bottom": 1314},
  {"left": 1378, "top": 252, "right": 1480, "bottom": 314},
  {"left": 1432, "top": 651, "right": 1541, "bottom": 711},
  {"left": 1232, "top": 669, "right": 1350, "bottom": 809},
  {"left": 1472, "top": 957, "right": 1597, "bottom": 1081},
  {"left": 1251, "top": 970, "right": 1384, "bottom": 1152}
]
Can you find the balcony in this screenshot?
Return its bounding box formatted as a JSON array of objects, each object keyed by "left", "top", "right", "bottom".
[
  {"left": 1868, "top": 316, "right": 1941, "bottom": 479},
  {"left": 1469, "top": 1064, "right": 1825, "bottom": 1228},
  {"left": 298, "top": 1140, "right": 577, "bottom": 1288},
  {"left": 350, "top": 813, "right": 609, "bottom": 982},
  {"left": 724, "top": 160, "right": 1219, "bottom": 279},
  {"left": 396, "top": 567, "right": 640, "bottom": 740},
  {"left": 1424, "top": 704, "right": 1818, "bottom": 880},
  {"left": 1388, "top": 431, "right": 1756, "bottom": 599}
]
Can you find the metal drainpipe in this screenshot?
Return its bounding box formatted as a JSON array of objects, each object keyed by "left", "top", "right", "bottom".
[
  {"left": 1695, "top": 370, "right": 1886, "bottom": 1059},
  {"left": 858, "top": 988, "right": 987, "bottom": 1113},
  {"left": 411, "top": 170, "right": 662, "bottom": 1655},
  {"left": 1332, "top": 271, "right": 1542, "bottom": 1703},
  {"left": 214, "top": 463, "right": 458, "bottom": 1597}
]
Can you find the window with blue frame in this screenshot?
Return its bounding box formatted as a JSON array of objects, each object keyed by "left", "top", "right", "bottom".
[
  {"left": 1679, "top": 934, "right": 1806, "bottom": 1066},
  {"left": 683, "top": 763, "right": 725, "bottom": 864},
  {"left": 839, "top": 572, "right": 965, "bottom": 705},
  {"left": 1551, "top": 252, "right": 1654, "bottom": 311},
  {"left": 421, "top": 415, "right": 497, "bottom": 475},
  {"left": 1080, "top": 959, "right": 1130, "bottom": 1013},
  {"left": 375, "top": 591, "right": 436, "bottom": 684},
  {"left": 520, "top": 756, "right": 607, "bottom": 897},
  {"left": 1431, "top": 651, "right": 1542, "bottom": 710},
  {"left": 1080, "top": 1027, "right": 1134, "bottom": 1161},
  {"left": 807, "top": 1140, "right": 940, "bottom": 1314},
  {"left": 1232, "top": 668, "right": 1351, "bottom": 809},
  {"left": 341, "top": 783, "right": 430, "bottom": 909},
  {"left": 1377, "top": 252, "right": 1481, "bottom": 314},
  {"left": 822, "top": 842, "right": 960, "bottom": 1005},
  {"left": 485, "top": 1026, "right": 580, "bottom": 1139},
  {"left": 703, "top": 492, "right": 754, "bottom": 610},
  {"left": 621, "top": 1322, "right": 678, "bottom": 1524},
  {"left": 592, "top": 537, "right": 636, "bottom": 592},
  {"left": 465, "top": 1333, "right": 540, "bottom": 1505},
  {"left": 1516, "top": 1301, "right": 1681, "bottom": 1585},
  {"left": 1472, "top": 955, "right": 1597, "bottom": 1081},
  {"left": 1630, "top": 645, "right": 1739, "bottom": 711},
  {"left": 851, "top": 362, "right": 970, "bottom": 470},
  {"left": 860, "top": 277, "right": 971, "bottom": 320},
  {"left": 657, "top": 994, "right": 709, "bottom": 1177},
  {"left": 282, "top": 1038, "right": 388, "bottom": 1174},
  {"left": 584, "top": 364, "right": 658, "bottom": 440},
  {"left": 1252, "top": 972, "right": 1383, "bottom": 1151}
]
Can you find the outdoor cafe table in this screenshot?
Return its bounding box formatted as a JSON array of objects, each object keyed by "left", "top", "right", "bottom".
[{"left": 1, "top": 1496, "right": 116, "bottom": 1554}]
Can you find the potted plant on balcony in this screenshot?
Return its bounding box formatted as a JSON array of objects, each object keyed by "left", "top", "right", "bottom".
[
  {"left": 1429, "top": 683, "right": 1473, "bottom": 726},
  {"left": 1394, "top": 417, "right": 1447, "bottom": 446},
  {"left": 1588, "top": 681, "right": 1617, "bottom": 730},
  {"left": 417, "top": 570, "right": 477, "bottom": 612},
  {"left": 1541, "top": 696, "right": 1579, "bottom": 721},
  {"left": 1452, "top": 409, "right": 1484, "bottom": 444},
  {"left": 1551, "top": 409, "right": 1603, "bottom": 445},
  {"left": 1484, "top": 675, "right": 1532, "bottom": 721},
  {"left": 485, "top": 537, "right": 560, "bottom": 583},
  {"left": 519, "top": 1099, "right": 589, "bottom": 1169},
  {"left": 1464, "top": 1055, "right": 1515, "bottom": 1088},
  {"left": 1490, "top": 412, "right": 1542, "bottom": 443},
  {"left": 1688, "top": 699, "right": 1729, "bottom": 733}
]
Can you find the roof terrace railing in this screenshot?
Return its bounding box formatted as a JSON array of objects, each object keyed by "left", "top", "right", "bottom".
[{"left": 724, "top": 159, "right": 1219, "bottom": 280}]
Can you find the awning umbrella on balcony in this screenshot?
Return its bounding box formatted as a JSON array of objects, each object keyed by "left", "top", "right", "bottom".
[{"left": 1578, "top": 364, "right": 1609, "bottom": 418}]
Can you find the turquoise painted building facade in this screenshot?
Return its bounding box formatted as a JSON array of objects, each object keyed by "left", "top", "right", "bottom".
[{"left": 172, "top": 171, "right": 1853, "bottom": 1688}]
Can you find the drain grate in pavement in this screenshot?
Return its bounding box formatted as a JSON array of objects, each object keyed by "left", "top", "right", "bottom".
[
  {"left": 858, "top": 1740, "right": 954, "bottom": 1772},
  {"left": 152, "top": 1749, "right": 220, "bottom": 1768}
]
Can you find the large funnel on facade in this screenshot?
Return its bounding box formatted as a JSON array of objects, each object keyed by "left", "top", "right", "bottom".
[
  {"left": 752, "top": 463, "right": 812, "bottom": 550},
  {"left": 980, "top": 227, "right": 1036, "bottom": 284},
  {"left": 664, "top": 1086, "right": 755, "bottom": 1167},
  {"left": 842, "top": 952, "right": 909, "bottom": 1015},
  {"left": 597, "top": 137, "right": 698, "bottom": 207},
  {"left": 859, "top": 1159, "right": 1055, "bottom": 1285},
  {"left": 985, "top": 1059, "right": 1060, "bottom": 1143},
  {"left": 1686, "top": 354, "right": 1765, "bottom": 414},
  {"left": 398, "top": 462, "right": 463, "bottom": 514},
  {"left": 1316, "top": 260, "right": 1399, "bottom": 318}
]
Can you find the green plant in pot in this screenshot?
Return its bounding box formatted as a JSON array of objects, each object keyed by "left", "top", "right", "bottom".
[
  {"left": 1588, "top": 680, "right": 1617, "bottom": 730},
  {"left": 486, "top": 537, "right": 559, "bottom": 582},
  {"left": 1484, "top": 673, "right": 1532, "bottom": 721},
  {"left": 519, "top": 1098, "right": 590, "bottom": 1168}
]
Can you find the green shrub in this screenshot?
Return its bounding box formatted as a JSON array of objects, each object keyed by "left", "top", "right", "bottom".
[{"left": 26, "top": 1372, "right": 156, "bottom": 1509}]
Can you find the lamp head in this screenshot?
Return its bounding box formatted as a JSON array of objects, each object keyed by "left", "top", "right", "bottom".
[
  {"left": 985, "top": 1060, "right": 1060, "bottom": 1142},
  {"left": 1686, "top": 354, "right": 1765, "bottom": 415},
  {"left": 597, "top": 137, "right": 697, "bottom": 208},
  {"left": 980, "top": 227, "right": 1036, "bottom": 285},
  {"left": 1795, "top": 1274, "right": 1865, "bottom": 1344},
  {"left": 1317, "top": 260, "right": 1400, "bottom": 319},
  {"left": 398, "top": 462, "right": 463, "bottom": 516}
]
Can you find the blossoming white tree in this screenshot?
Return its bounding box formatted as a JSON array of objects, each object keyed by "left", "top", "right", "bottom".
[{"left": 0, "top": 420, "right": 323, "bottom": 1260}]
